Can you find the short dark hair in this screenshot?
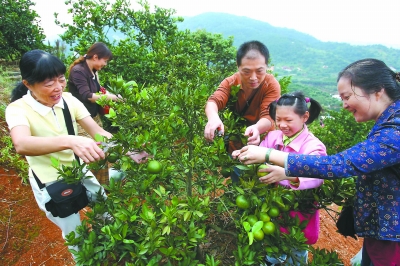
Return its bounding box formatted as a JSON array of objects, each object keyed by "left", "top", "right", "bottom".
[
  {"left": 11, "top": 50, "right": 66, "bottom": 102},
  {"left": 338, "top": 58, "right": 400, "bottom": 101},
  {"left": 236, "top": 40, "right": 269, "bottom": 66}
]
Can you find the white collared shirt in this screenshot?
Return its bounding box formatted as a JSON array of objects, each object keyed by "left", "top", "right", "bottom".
[{"left": 23, "top": 91, "right": 65, "bottom": 129}]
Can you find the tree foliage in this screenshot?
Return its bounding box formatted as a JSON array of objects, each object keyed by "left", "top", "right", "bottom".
[
  {"left": 0, "top": 0, "right": 46, "bottom": 61},
  {"left": 54, "top": 0, "right": 349, "bottom": 264},
  {"left": 57, "top": 0, "right": 237, "bottom": 88}
]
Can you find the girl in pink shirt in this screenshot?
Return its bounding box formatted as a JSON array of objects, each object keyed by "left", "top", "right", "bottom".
[{"left": 258, "top": 91, "right": 326, "bottom": 265}]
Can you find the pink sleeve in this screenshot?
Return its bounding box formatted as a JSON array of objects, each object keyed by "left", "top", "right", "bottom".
[{"left": 279, "top": 178, "right": 324, "bottom": 190}]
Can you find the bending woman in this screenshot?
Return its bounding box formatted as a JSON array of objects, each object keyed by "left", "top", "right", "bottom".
[
  {"left": 68, "top": 42, "right": 120, "bottom": 130},
  {"left": 233, "top": 58, "right": 400, "bottom": 266}
]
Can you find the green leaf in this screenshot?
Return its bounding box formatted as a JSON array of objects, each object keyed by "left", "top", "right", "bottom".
[
  {"left": 183, "top": 211, "right": 191, "bottom": 221},
  {"left": 107, "top": 108, "right": 116, "bottom": 118},
  {"left": 94, "top": 133, "right": 105, "bottom": 142},
  {"left": 252, "top": 221, "right": 263, "bottom": 232},
  {"left": 162, "top": 225, "right": 171, "bottom": 235},
  {"left": 247, "top": 232, "right": 254, "bottom": 245},
  {"left": 50, "top": 156, "right": 60, "bottom": 168},
  {"left": 236, "top": 165, "right": 250, "bottom": 170},
  {"left": 242, "top": 221, "right": 251, "bottom": 232}
]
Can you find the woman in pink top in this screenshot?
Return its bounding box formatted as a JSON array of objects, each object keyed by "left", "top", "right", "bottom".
[{"left": 257, "top": 91, "right": 326, "bottom": 265}]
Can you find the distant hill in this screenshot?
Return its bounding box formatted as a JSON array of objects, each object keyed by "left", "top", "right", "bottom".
[{"left": 178, "top": 12, "right": 400, "bottom": 110}]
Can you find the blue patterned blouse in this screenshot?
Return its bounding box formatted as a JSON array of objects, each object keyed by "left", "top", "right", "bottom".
[{"left": 285, "top": 100, "right": 400, "bottom": 241}]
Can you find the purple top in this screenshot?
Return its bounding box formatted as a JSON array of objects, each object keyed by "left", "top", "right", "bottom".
[{"left": 285, "top": 100, "right": 400, "bottom": 241}]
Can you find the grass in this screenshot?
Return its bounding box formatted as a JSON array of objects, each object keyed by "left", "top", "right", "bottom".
[
  {"left": 0, "top": 63, "right": 69, "bottom": 265},
  {"left": 0, "top": 64, "right": 29, "bottom": 182}
]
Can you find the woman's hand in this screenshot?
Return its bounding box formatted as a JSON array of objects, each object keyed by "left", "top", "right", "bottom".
[
  {"left": 111, "top": 93, "right": 123, "bottom": 102},
  {"left": 258, "top": 164, "right": 288, "bottom": 184},
  {"left": 70, "top": 136, "right": 106, "bottom": 163},
  {"left": 232, "top": 149, "right": 241, "bottom": 158},
  {"left": 233, "top": 145, "right": 288, "bottom": 167},
  {"left": 232, "top": 145, "right": 268, "bottom": 164}
]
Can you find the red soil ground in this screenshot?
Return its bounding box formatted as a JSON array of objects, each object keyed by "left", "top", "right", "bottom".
[{"left": 0, "top": 168, "right": 362, "bottom": 265}]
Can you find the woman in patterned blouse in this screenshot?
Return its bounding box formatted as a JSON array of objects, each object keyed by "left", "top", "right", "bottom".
[{"left": 233, "top": 58, "right": 400, "bottom": 266}]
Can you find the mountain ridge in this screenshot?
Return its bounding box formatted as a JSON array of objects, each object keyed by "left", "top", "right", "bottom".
[{"left": 177, "top": 12, "right": 400, "bottom": 109}]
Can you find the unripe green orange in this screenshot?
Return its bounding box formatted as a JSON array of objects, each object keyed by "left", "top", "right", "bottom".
[
  {"left": 257, "top": 164, "right": 269, "bottom": 177},
  {"left": 236, "top": 195, "right": 250, "bottom": 209},
  {"left": 147, "top": 160, "right": 162, "bottom": 174}
]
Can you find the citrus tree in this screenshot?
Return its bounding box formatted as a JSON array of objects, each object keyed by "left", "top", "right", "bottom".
[
  {"left": 0, "top": 0, "right": 46, "bottom": 61},
  {"left": 55, "top": 0, "right": 354, "bottom": 264},
  {"left": 57, "top": 0, "right": 237, "bottom": 88}
]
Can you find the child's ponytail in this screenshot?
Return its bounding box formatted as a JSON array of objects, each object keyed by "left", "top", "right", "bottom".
[
  {"left": 271, "top": 91, "right": 323, "bottom": 125},
  {"left": 306, "top": 97, "right": 323, "bottom": 124}
]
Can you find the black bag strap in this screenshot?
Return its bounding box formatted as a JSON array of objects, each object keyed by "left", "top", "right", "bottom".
[
  {"left": 33, "top": 98, "right": 80, "bottom": 189},
  {"left": 236, "top": 88, "right": 258, "bottom": 116},
  {"left": 33, "top": 171, "right": 46, "bottom": 189},
  {"left": 61, "top": 98, "right": 80, "bottom": 163}
]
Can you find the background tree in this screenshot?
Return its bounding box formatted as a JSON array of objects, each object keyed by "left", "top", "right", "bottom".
[
  {"left": 57, "top": 0, "right": 237, "bottom": 88},
  {"left": 309, "top": 109, "right": 374, "bottom": 155},
  {"left": 0, "top": 0, "right": 46, "bottom": 61}
]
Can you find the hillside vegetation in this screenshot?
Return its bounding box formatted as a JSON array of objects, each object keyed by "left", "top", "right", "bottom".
[{"left": 178, "top": 12, "right": 400, "bottom": 110}]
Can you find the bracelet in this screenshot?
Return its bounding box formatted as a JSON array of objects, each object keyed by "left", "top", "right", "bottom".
[
  {"left": 265, "top": 148, "right": 272, "bottom": 163},
  {"left": 290, "top": 177, "right": 300, "bottom": 187}
]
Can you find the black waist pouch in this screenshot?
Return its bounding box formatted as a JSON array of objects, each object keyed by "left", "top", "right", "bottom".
[{"left": 44, "top": 180, "right": 89, "bottom": 218}]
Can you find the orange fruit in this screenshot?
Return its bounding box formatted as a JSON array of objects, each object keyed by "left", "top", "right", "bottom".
[
  {"left": 282, "top": 192, "right": 296, "bottom": 206},
  {"left": 147, "top": 160, "right": 162, "bottom": 174},
  {"left": 279, "top": 204, "right": 291, "bottom": 212},
  {"left": 268, "top": 206, "right": 280, "bottom": 218},
  {"left": 107, "top": 152, "right": 119, "bottom": 163},
  {"left": 262, "top": 221, "right": 276, "bottom": 235},
  {"left": 253, "top": 229, "right": 265, "bottom": 241},
  {"left": 236, "top": 195, "right": 250, "bottom": 209},
  {"left": 257, "top": 164, "right": 269, "bottom": 177},
  {"left": 247, "top": 215, "right": 258, "bottom": 226},
  {"left": 259, "top": 212, "right": 271, "bottom": 223}
]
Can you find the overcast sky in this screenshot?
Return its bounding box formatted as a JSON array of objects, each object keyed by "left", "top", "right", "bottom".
[{"left": 33, "top": 0, "right": 399, "bottom": 49}]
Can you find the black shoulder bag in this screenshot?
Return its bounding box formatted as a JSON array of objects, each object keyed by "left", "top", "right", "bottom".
[
  {"left": 336, "top": 205, "right": 357, "bottom": 240},
  {"left": 33, "top": 99, "right": 89, "bottom": 218}
]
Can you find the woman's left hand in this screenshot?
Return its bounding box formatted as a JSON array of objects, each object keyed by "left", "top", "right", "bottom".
[
  {"left": 232, "top": 145, "right": 268, "bottom": 164},
  {"left": 71, "top": 136, "right": 106, "bottom": 163},
  {"left": 110, "top": 93, "right": 124, "bottom": 102},
  {"left": 258, "top": 164, "right": 288, "bottom": 184}
]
